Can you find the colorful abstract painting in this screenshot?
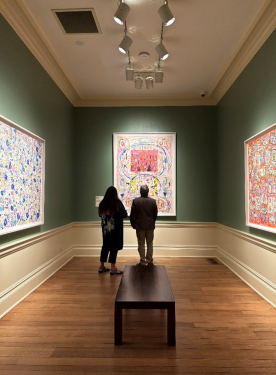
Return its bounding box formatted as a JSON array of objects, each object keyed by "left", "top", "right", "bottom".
[
  {"left": 113, "top": 133, "right": 176, "bottom": 216},
  {"left": 245, "top": 123, "right": 276, "bottom": 233},
  {"left": 0, "top": 115, "right": 45, "bottom": 235}
]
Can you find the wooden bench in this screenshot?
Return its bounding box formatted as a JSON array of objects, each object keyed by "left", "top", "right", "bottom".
[{"left": 114, "top": 265, "right": 176, "bottom": 346}]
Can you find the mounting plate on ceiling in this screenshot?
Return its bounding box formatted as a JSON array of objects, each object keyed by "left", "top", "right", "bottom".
[{"left": 139, "top": 52, "right": 150, "bottom": 59}]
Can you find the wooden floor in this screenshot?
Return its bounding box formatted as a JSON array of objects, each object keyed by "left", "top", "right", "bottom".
[{"left": 1, "top": 257, "right": 276, "bottom": 374}]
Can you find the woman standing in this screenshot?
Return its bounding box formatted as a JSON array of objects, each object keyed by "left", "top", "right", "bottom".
[{"left": 98, "top": 186, "right": 127, "bottom": 275}]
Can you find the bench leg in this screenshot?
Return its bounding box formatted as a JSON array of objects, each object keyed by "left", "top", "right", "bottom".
[
  {"left": 114, "top": 307, "right": 122, "bottom": 345},
  {"left": 167, "top": 306, "right": 176, "bottom": 346}
]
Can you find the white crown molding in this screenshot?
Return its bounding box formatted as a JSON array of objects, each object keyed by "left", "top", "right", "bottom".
[
  {"left": 0, "top": 0, "right": 275, "bottom": 107},
  {"left": 74, "top": 96, "right": 216, "bottom": 107},
  {"left": 210, "top": 0, "right": 276, "bottom": 104}
]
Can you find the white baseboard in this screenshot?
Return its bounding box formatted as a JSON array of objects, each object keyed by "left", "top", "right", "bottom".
[{"left": 73, "top": 245, "right": 218, "bottom": 258}]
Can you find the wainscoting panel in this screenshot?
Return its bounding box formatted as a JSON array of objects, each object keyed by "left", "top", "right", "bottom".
[
  {"left": 73, "top": 221, "right": 218, "bottom": 258},
  {"left": 1, "top": 221, "right": 276, "bottom": 318},
  {"left": 217, "top": 224, "right": 276, "bottom": 308},
  {"left": 0, "top": 224, "right": 74, "bottom": 318}
]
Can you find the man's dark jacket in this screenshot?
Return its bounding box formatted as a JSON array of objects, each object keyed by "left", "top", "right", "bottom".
[{"left": 130, "top": 196, "right": 158, "bottom": 230}]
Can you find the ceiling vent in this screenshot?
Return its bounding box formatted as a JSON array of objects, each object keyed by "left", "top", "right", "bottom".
[{"left": 53, "top": 9, "right": 101, "bottom": 34}]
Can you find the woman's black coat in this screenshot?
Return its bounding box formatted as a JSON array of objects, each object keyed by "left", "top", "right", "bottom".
[{"left": 99, "top": 200, "right": 127, "bottom": 251}]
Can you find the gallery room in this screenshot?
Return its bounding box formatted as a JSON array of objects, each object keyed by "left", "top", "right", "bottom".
[{"left": 0, "top": 0, "right": 276, "bottom": 373}]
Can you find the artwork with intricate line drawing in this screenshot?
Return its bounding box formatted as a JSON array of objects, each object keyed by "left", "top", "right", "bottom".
[
  {"left": 113, "top": 133, "right": 176, "bottom": 216},
  {"left": 0, "top": 115, "right": 45, "bottom": 235},
  {"left": 245, "top": 123, "right": 276, "bottom": 233}
]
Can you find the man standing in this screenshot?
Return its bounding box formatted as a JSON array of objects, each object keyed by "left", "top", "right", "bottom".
[{"left": 130, "top": 185, "right": 158, "bottom": 265}]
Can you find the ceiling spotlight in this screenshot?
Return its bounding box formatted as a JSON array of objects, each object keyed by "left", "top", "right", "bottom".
[
  {"left": 146, "top": 76, "right": 154, "bottom": 89},
  {"left": 134, "top": 75, "right": 143, "bottom": 89},
  {"left": 155, "top": 70, "right": 164, "bottom": 83},
  {"left": 126, "top": 66, "right": 134, "bottom": 81},
  {"left": 158, "top": 2, "right": 175, "bottom": 26},
  {"left": 119, "top": 35, "right": 133, "bottom": 54},
  {"left": 114, "top": 1, "right": 130, "bottom": 25},
  {"left": 155, "top": 42, "right": 169, "bottom": 60}
]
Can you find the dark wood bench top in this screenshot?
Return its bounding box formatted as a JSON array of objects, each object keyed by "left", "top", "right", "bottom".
[{"left": 115, "top": 265, "right": 175, "bottom": 309}]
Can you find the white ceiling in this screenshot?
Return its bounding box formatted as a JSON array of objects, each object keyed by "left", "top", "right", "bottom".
[{"left": 0, "top": 0, "right": 275, "bottom": 106}]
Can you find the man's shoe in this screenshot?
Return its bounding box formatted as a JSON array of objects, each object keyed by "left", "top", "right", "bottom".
[{"left": 138, "top": 260, "right": 148, "bottom": 266}]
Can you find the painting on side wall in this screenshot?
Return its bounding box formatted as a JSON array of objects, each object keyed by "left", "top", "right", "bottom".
[
  {"left": 113, "top": 132, "right": 176, "bottom": 216},
  {"left": 0, "top": 115, "right": 45, "bottom": 235},
  {"left": 245, "top": 123, "right": 276, "bottom": 233}
]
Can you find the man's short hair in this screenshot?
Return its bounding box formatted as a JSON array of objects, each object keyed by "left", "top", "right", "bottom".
[{"left": 140, "top": 185, "right": 149, "bottom": 197}]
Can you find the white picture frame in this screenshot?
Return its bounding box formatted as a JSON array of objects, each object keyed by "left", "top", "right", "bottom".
[
  {"left": 113, "top": 132, "right": 176, "bottom": 216},
  {"left": 0, "top": 115, "right": 45, "bottom": 235}
]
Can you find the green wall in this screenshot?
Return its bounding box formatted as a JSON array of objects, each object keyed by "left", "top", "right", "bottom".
[
  {"left": 73, "top": 107, "right": 217, "bottom": 222},
  {"left": 0, "top": 15, "right": 74, "bottom": 246},
  {"left": 217, "top": 30, "right": 276, "bottom": 240},
  {"left": 2, "top": 10, "right": 276, "bottom": 242}
]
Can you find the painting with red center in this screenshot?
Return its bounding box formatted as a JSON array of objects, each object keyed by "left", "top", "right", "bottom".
[{"left": 131, "top": 150, "right": 158, "bottom": 173}]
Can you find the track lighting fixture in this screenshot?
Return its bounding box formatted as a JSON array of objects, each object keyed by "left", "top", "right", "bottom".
[
  {"left": 125, "top": 51, "right": 134, "bottom": 81},
  {"left": 134, "top": 75, "right": 143, "bottom": 89},
  {"left": 155, "top": 42, "right": 169, "bottom": 60},
  {"left": 126, "top": 62, "right": 164, "bottom": 87},
  {"left": 119, "top": 35, "right": 133, "bottom": 54},
  {"left": 113, "top": 0, "right": 175, "bottom": 89},
  {"left": 119, "top": 21, "right": 132, "bottom": 54},
  {"left": 146, "top": 76, "right": 154, "bottom": 89},
  {"left": 126, "top": 66, "right": 134, "bottom": 81},
  {"left": 114, "top": 1, "right": 130, "bottom": 25},
  {"left": 158, "top": 1, "right": 175, "bottom": 26},
  {"left": 155, "top": 22, "right": 169, "bottom": 61},
  {"left": 155, "top": 69, "right": 164, "bottom": 83}
]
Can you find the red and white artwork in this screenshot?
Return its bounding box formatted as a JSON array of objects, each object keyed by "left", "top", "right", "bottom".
[
  {"left": 113, "top": 133, "right": 176, "bottom": 216},
  {"left": 245, "top": 123, "right": 276, "bottom": 233}
]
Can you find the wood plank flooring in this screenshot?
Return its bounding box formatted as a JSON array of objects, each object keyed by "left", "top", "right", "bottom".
[{"left": 1, "top": 257, "right": 276, "bottom": 374}]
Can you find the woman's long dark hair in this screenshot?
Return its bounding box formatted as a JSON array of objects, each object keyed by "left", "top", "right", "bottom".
[{"left": 99, "top": 186, "right": 120, "bottom": 216}]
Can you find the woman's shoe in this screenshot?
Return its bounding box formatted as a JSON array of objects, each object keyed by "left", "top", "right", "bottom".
[
  {"left": 110, "top": 268, "right": 123, "bottom": 275},
  {"left": 98, "top": 267, "right": 110, "bottom": 273}
]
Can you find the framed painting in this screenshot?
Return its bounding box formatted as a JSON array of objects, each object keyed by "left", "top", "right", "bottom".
[
  {"left": 245, "top": 123, "right": 276, "bottom": 233},
  {"left": 0, "top": 115, "right": 45, "bottom": 235},
  {"left": 113, "top": 132, "right": 176, "bottom": 216}
]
